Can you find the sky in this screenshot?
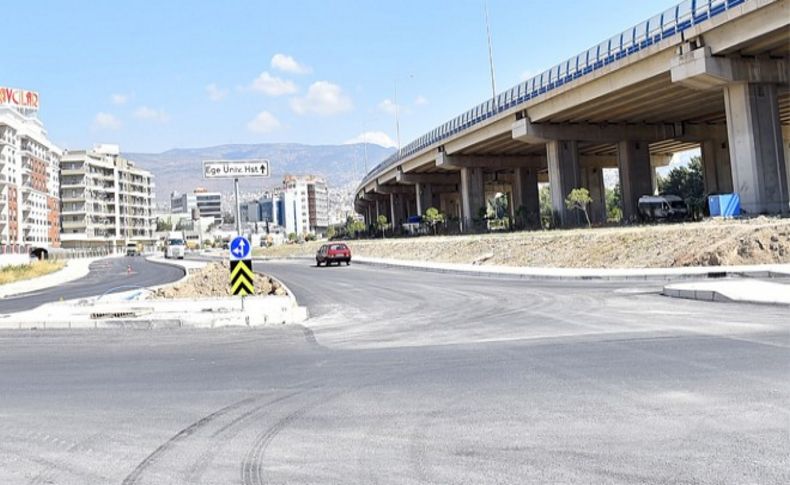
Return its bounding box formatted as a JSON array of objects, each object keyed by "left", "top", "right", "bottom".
[{"left": 5, "top": 0, "right": 681, "bottom": 154}]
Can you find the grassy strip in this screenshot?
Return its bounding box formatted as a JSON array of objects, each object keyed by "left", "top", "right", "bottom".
[{"left": 0, "top": 260, "right": 65, "bottom": 285}]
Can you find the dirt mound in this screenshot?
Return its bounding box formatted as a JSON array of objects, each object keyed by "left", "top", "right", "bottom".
[
  {"left": 675, "top": 224, "right": 790, "bottom": 267},
  {"left": 255, "top": 217, "right": 790, "bottom": 269},
  {"left": 153, "top": 261, "right": 287, "bottom": 298}
]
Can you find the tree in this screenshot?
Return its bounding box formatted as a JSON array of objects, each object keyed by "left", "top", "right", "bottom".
[
  {"left": 565, "top": 188, "right": 593, "bottom": 228},
  {"left": 287, "top": 232, "right": 297, "bottom": 242},
  {"left": 351, "top": 220, "right": 365, "bottom": 239},
  {"left": 326, "top": 226, "right": 336, "bottom": 239},
  {"left": 658, "top": 156, "right": 705, "bottom": 218},
  {"left": 606, "top": 184, "right": 622, "bottom": 222},
  {"left": 155, "top": 219, "right": 172, "bottom": 232},
  {"left": 539, "top": 185, "right": 553, "bottom": 229},
  {"left": 423, "top": 207, "right": 444, "bottom": 235},
  {"left": 376, "top": 214, "right": 389, "bottom": 239}
]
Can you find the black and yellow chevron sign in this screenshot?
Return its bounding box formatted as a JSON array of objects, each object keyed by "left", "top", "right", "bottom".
[{"left": 229, "top": 259, "right": 254, "bottom": 296}]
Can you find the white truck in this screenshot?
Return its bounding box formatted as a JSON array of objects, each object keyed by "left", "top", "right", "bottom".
[{"left": 164, "top": 231, "right": 186, "bottom": 259}]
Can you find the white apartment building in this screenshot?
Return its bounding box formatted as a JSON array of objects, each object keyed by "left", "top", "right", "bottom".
[
  {"left": 60, "top": 144, "right": 156, "bottom": 250},
  {"left": 281, "top": 175, "right": 328, "bottom": 236},
  {"left": 0, "top": 87, "right": 61, "bottom": 252}
]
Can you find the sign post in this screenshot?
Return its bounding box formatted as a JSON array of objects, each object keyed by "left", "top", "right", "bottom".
[
  {"left": 229, "top": 236, "right": 254, "bottom": 297},
  {"left": 203, "top": 159, "right": 271, "bottom": 237}
]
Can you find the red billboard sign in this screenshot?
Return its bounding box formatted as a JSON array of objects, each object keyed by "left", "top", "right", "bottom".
[{"left": 0, "top": 87, "right": 39, "bottom": 110}]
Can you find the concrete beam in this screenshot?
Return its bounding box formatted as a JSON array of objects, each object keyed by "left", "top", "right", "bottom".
[
  {"left": 442, "top": 117, "right": 514, "bottom": 155},
  {"left": 671, "top": 47, "right": 789, "bottom": 90},
  {"left": 373, "top": 184, "right": 416, "bottom": 195},
  {"left": 396, "top": 172, "right": 461, "bottom": 185},
  {"left": 436, "top": 152, "right": 545, "bottom": 169},
  {"left": 513, "top": 118, "right": 682, "bottom": 144}
]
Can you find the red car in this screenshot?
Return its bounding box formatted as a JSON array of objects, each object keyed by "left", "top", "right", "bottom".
[{"left": 316, "top": 243, "right": 351, "bottom": 266}]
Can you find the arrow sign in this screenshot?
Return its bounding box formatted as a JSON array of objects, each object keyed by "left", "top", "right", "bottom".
[
  {"left": 230, "top": 259, "right": 254, "bottom": 296},
  {"left": 229, "top": 236, "right": 251, "bottom": 261}
]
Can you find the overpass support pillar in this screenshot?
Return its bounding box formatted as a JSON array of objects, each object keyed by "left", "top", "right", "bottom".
[
  {"left": 723, "top": 83, "right": 788, "bottom": 214},
  {"left": 701, "top": 139, "right": 733, "bottom": 195},
  {"left": 617, "top": 140, "right": 653, "bottom": 221},
  {"left": 512, "top": 167, "right": 540, "bottom": 229},
  {"left": 460, "top": 167, "right": 485, "bottom": 231},
  {"left": 581, "top": 167, "right": 606, "bottom": 225},
  {"left": 546, "top": 140, "right": 581, "bottom": 226},
  {"left": 389, "top": 193, "right": 397, "bottom": 229},
  {"left": 416, "top": 183, "right": 435, "bottom": 216}
]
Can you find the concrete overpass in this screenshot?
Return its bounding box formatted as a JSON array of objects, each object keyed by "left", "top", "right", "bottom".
[{"left": 355, "top": 0, "right": 790, "bottom": 229}]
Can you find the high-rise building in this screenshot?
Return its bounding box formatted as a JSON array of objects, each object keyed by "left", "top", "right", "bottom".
[
  {"left": 59, "top": 144, "right": 156, "bottom": 250},
  {"left": 0, "top": 87, "right": 61, "bottom": 252},
  {"left": 281, "top": 175, "right": 328, "bottom": 236}
]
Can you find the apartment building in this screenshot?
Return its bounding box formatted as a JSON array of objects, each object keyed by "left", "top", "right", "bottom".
[
  {"left": 60, "top": 144, "right": 156, "bottom": 250},
  {"left": 0, "top": 87, "right": 61, "bottom": 252},
  {"left": 281, "top": 175, "right": 328, "bottom": 236}
]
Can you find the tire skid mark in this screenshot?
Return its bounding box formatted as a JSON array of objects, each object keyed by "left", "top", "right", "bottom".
[
  {"left": 182, "top": 388, "right": 313, "bottom": 484},
  {"left": 121, "top": 396, "right": 259, "bottom": 485},
  {"left": 240, "top": 362, "right": 491, "bottom": 485}
]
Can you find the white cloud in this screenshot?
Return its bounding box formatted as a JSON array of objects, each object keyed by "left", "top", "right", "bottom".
[
  {"left": 291, "top": 81, "right": 352, "bottom": 116},
  {"left": 378, "top": 98, "right": 398, "bottom": 115},
  {"left": 133, "top": 106, "right": 170, "bottom": 122},
  {"left": 206, "top": 83, "right": 228, "bottom": 101},
  {"left": 250, "top": 72, "right": 298, "bottom": 96},
  {"left": 344, "top": 131, "right": 397, "bottom": 148},
  {"left": 271, "top": 53, "right": 311, "bottom": 74},
  {"left": 110, "top": 93, "right": 128, "bottom": 105},
  {"left": 246, "top": 111, "right": 281, "bottom": 134},
  {"left": 93, "top": 112, "right": 122, "bottom": 130},
  {"left": 414, "top": 95, "right": 428, "bottom": 106}
]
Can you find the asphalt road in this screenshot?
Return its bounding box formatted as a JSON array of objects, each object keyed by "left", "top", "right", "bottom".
[
  {"left": 0, "top": 256, "right": 185, "bottom": 314},
  {"left": 0, "top": 259, "right": 788, "bottom": 484}
]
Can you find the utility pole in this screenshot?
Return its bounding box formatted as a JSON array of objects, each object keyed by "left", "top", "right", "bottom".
[
  {"left": 394, "top": 81, "right": 401, "bottom": 155},
  {"left": 484, "top": 0, "right": 498, "bottom": 106}
]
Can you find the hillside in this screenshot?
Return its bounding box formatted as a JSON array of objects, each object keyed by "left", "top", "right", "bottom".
[{"left": 124, "top": 143, "right": 394, "bottom": 199}]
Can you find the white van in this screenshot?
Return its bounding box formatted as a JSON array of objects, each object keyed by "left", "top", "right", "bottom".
[{"left": 638, "top": 195, "right": 689, "bottom": 220}]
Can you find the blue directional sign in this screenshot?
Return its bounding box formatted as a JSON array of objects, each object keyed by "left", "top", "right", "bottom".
[{"left": 229, "top": 236, "right": 251, "bottom": 261}]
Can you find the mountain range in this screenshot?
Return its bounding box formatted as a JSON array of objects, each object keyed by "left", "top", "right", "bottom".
[{"left": 123, "top": 143, "right": 394, "bottom": 201}]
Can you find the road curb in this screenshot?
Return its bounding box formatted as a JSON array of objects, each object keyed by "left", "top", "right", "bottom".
[
  {"left": 662, "top": 280, "right": 790, "bottom": 307},
  {"left": 0, "top": 256, "right": 117, "bottom": 299},
  {"left": 344, "top": 257, "right": 790, "bottom": 282}
]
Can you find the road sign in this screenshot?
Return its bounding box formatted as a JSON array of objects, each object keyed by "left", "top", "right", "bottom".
[
  {"left": 229, "top": 236, "right": 250, "bottom": 261},
  {"left": 203, "top": 160, "right": 270, "bottom": 179},
  {"left": 230, "top": 259, "right": 254, "bottom": 296}
]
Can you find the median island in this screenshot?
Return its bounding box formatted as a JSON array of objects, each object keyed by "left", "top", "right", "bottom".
[
  {"left": 152, "top": 261, "right": 287, "bottom": 298},
  {"left": 254, "top": 217, "right": 790, "bottom": 269}
]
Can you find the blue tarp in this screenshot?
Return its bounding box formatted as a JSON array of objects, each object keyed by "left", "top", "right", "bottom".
[{"left": 709, "top": 193, "right": 741, "bottom": 217}]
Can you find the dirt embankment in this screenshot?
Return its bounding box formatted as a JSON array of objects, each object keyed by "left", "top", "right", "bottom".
[
  {"left": 255, "top": 217, "right": 790, "bottom": 269},
  {"left": 153, "top": 261, "right": 287, "bottom": 298}
]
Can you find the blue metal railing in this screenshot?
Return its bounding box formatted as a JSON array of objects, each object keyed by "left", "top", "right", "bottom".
[{"left": 361, "top": 0, "right": 748, "bottom": 186}]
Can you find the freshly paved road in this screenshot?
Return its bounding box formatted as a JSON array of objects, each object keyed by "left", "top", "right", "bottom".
[
  {"left": 0, "top": 259, "right": 787, "bottom": 484},
  {"left": 0, "top": 256, "right": 184, "bottom": 314}
]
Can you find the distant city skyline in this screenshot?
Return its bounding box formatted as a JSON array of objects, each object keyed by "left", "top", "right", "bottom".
[{"left": 6, "top": 0, "right": 677, "bottom": 153}]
